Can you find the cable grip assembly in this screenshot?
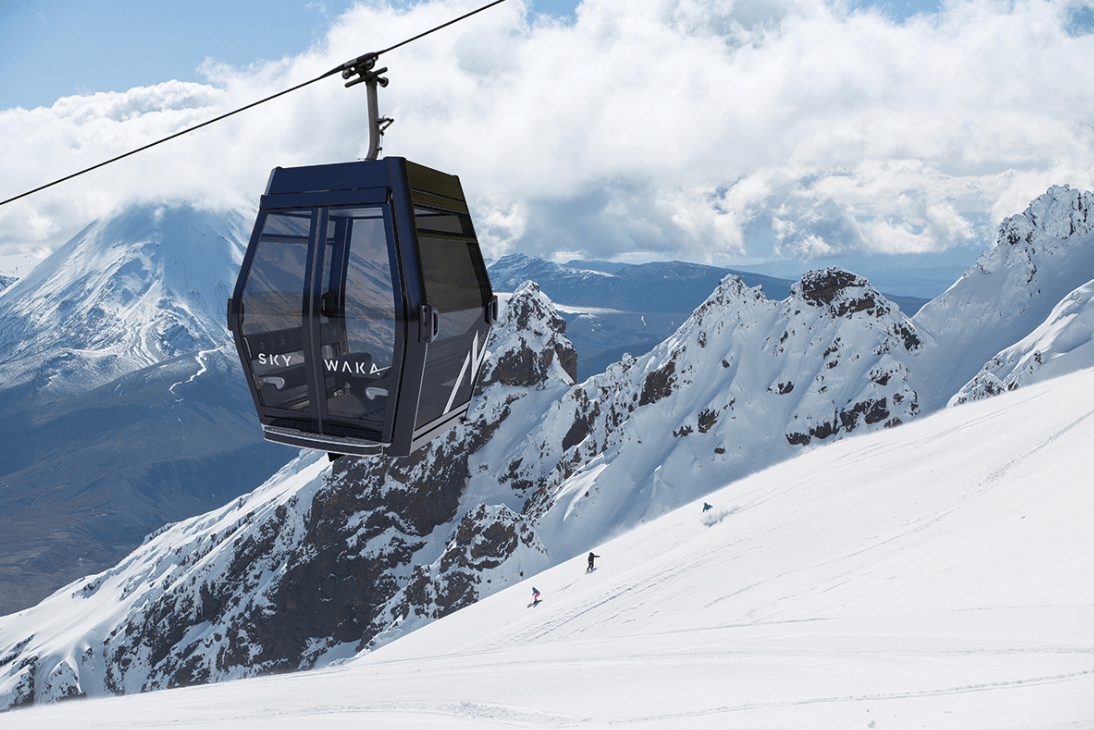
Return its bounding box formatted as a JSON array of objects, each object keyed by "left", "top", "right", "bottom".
[{"left": 340, "top": 52, "right": 394, "bottom": 161}]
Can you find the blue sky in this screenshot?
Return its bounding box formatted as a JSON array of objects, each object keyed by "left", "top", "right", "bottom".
[
  {"left": 1, "top": 0, "right": 1092, "bottom": 288},
  {"left": 0, "top": 0, "right": 949, "bottom": 112},
  {"left": 1, "top": 1, "right": 583, "bottom": 110}
]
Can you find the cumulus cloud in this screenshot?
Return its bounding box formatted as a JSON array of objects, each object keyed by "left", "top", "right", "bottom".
[{"left": 1, "top": 0, "right": 1093, "bottom": 266}]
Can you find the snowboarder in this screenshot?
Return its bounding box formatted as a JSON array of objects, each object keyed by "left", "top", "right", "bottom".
[
  {"left": 702, "top": 502, "right": 713, "bottom": 512},
  {"left": 587, "top": 552, "right": 600, "bottom": 571},
  {"left": 531, "top": 587, "right": 541, "bottom": 604}
]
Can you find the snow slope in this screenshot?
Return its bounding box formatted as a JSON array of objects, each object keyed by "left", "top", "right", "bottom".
[
  {"left": 4, "top": 365, "right": 1092, "bottom": 729},
  {"left": 952, "top": 277, "right": 1094, "bottom": 405},
  {"left": 0, "top": 262, "right": 1041, "bottom": 704}
]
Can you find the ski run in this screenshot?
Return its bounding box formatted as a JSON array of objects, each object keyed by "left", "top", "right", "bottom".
[{"left": 4, "top": 366, "right": 1092, "bottom": 729}]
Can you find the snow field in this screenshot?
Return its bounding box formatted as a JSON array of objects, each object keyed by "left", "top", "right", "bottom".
[{"left": 6, "top": 367, "right": 1093, "bottom": 728}]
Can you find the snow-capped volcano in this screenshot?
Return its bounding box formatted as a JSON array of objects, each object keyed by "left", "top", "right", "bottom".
[{"left": 0, "top": 203, "right": 248, "bottom": 396}]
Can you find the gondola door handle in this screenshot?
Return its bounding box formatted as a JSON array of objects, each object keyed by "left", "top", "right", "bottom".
[{"left": 420, "top": 304, "right": 439, "bottom": 343}]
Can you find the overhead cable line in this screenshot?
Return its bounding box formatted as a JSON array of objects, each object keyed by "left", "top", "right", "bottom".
[{"left": 0, "top": 0, "right": 509, "bottom": 209}]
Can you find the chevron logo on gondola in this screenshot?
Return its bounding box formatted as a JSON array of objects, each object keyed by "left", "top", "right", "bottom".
[{"left": 443, "top": 332, "right": 487, "bottom": 415}]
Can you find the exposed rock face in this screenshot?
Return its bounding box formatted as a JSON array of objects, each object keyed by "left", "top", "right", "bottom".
[
  {"left": 483, "top": 282, "right": 577, "bottom": 387},
  {"left": 798, "top": 269, "right": 922, "bottom": 350},
  {"left": 951, "top": 371, "right": 1008, "bottom": 405}
]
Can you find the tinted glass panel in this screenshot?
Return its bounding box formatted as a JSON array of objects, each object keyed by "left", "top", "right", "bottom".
[
  {"left": 240, "top": 211, "right": 313, "bottom": 413},
  {"left": 415, "top": 235, "right": 492, "bottom": 428},
  {"left": 413, "top": 206, "right": 474, "bottom": 237},
  {"left": 318, "top": 207, "right": 397, "bottom": 433},
  {"left": 418, "top": 236, "right": 489, "bottom": 313}
]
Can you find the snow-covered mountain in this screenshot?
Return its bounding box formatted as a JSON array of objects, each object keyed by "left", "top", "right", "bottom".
[
  {"left": 3, "top": 363, "right": 1091, "bottom": 727},
  {"left": 910, "top": 185, "right": 1094, "bottom": 411},
  {"left": 2, "top": 185, "right": 1093, "bottom": 711},
  {"left": 0, "top": 203, "right": 246, "bottom": 396},
  {"left": 502, "top": 268, "right": 921, "bottom": 552},
  {"left": 0, "top": 204, "right": 292, "bottom": 616},
  {"left": 0, "top": 266, "right": 925, "bottom": 704}
]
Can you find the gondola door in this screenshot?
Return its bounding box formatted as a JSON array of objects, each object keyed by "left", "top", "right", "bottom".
[
  {"left": 233, "top": 202, "right": 403, "bottom": 454},
  {"left": 400, "top": 165, "right": 495, "bottom": 452},
  {"left": 314, "top": 206, "right": 401, "bottom": 442},
  {"left": 235, "top": 208, "right": 320, "bottom": 422}
]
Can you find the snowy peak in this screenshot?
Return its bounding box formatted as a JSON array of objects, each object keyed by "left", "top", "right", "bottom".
[
  {"left": 0, "top": 203, "right": 248, "bottom": 395},
  {"left": 479, "top": 281, "right": 577, "bottom": 389},
  {"left": 799, "top": 268, "right": 893, "bottom": 320},
  {"left": 910, "top": 185, "right": 1094, "bottom": 411},
  {"left": 995, "top": 184, "right": 1094, "bottom": 253},
  {"left": 790, "top": 267, "right": 922, "bottom": 351},
  {"left": 971, "top": 185, "right": 1094, "bottom": 284}
]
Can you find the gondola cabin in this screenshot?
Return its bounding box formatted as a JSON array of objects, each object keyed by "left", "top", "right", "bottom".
[{"left": 227, "top": 157, "right": 497, "bottom": 457}]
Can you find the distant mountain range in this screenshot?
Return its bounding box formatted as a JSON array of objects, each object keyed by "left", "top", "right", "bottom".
[{"left": 3, "top": 184, "right": 1091, "bottom": 709}]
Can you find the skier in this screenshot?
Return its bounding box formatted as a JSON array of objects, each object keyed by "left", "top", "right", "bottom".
[
  {"left": 531, "top": 587, "right": 541, "bottom": 604},
  {"left": 587, "top": 552, "right": 600, "bottom": 571},
  {"left": 702, "top": 502, "right": 713, "bottom": 512}
]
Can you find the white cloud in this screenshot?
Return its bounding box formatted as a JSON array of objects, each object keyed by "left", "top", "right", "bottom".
[{"left": 1, "top": 0, "right": 1093, "bottom": 265}]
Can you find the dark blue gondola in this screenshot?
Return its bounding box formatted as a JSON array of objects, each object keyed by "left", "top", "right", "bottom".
[{"left": 227, "top": 157, "right": 497, "bottom": 456}]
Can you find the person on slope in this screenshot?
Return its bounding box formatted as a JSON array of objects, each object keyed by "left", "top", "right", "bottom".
[
  {"left": 702, "top": 502, "right": 713, "bottom": 512},
  {"left": 587, "top": 552, "right": 600, "bottom": 571},
  {"left": 532, "top": 587, "right": 541, "bottom": 604}
]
